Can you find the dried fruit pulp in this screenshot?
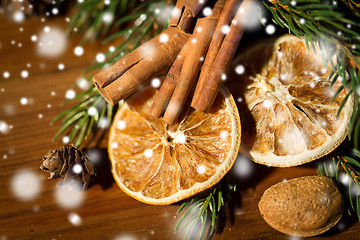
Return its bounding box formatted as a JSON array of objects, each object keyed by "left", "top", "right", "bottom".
[
  {"left": 108, "top": 86, "right": 241, "bottom": 205},
  {"left": 228, "top": 35, "right": 354, "bottom": 167}
]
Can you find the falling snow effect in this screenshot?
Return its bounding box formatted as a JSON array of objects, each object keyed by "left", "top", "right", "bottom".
[
  {"left": 3, "top": 103, "right": 15, "bottom": 115},
  {"left": 154, "top": 5, "right": 174, "bottom": 26},
  {"left": 3, "top": 71, "right": 10, "bottom": 78},
  {"left": 290, "top": 0, "right": 297, "bottom": 6},
  {"left": 99, "top": 117, "right": 110, "bottom": 129},
  {"left": 221, "top": 25, "right": 230, "bottom": 34},
  {"left": 117, "top": 120, "right": 126, "bottom": 130},
  {"left": 77, "top": 78, "right": 90, "bottom": 90},
  {"left": 102, "top": 12, "right": 114, "bottom": 24},
  {"left": 68, "top": 212, "right": 82, "bottom": 226},
  {"left": 88, "top": 106, "right": 98, "bottom": 116},
  {"left": 62, "top": 136, "right": 70, "bottom": 144},
  {"left": 265, "top": 24, "right": 276, "bottom": 35},
  {"left": 233, "top": 155, "right": 253, "bottom": 179},
  {"left": 55, "top": 180, "right": 84, "bottom": 209},
  {"left": 262, "top": 99, "right": 272, "bottom": 108},
  {"left": 36, "top": 27, "right": 68, "bottom": 58},
  {"left": 159, "top": 33, "right": 169, "bottom": 43},
  {"left": 139, "top": 42, "right": 155, "bottom": 59},
  {"left": 21, "top": 70, "right": 28, "bottom": 78},
  {"left": 52, "top": 8, "right": 59, "bottom": 15},
  {"left": 151, "top": 78, "right": 161, "bottom": 88},
  {"left": 74, "top": 46, "right": 84, "bottom": 56},
  {"left": 238, "top": 1, "right": 263, "bottom": 30},
  {"left": 58, "top": 63, "right": 65, "bottom": 70},
  {"left": 0, "top": 120, "right": 10, "bottom": 134},
  {"left": 235, "top": 64, "right": 245, "bottom": 75},
  {"left": 220, "top": 131, "right": 228, "bottom": 139},
  {"left": 86, "top": 148, "right": 103, "bottom": 165},
  {"left": 31, "top": 35, "right": 37, "bottom": 42},
  {"left": 287, "top": 236, "right": 302, "bottom": 240},
  {"left": 202, "top": 7, "right": 212, "bottom": 17},
  {"left": 144, "top": 149, "right": 153, "bottom": 158},
  {"left": 11, "top": 170, "right": 42, "bottom": 201},
  {"left": 65, "top": 89, "right": 76, "bottom": 99},
  {"left": 196, "top": 165, "right": 206, "bottom": 174},
  {"left": 114, "top": 233, "right": 138, "bottom": 240},
  {"left": 96, "top": 53, "right": 106, "bottom": 63},
  {"left": 111, "top": 142, "right": 119, "bottom": 149},
  {"left": 20, "top": 97, "right": 28, "bottom": 105},
  {"left": 173, "top": 133, "right": 186, "bottom": 144},
  {"left": 135, "top": 14, "right": 147, "bottom": 26},
  {"left": 72, "top": 164, "right": 83, "bottom": 174}
]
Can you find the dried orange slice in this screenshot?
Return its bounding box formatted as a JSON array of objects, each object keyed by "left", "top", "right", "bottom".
[
  {"left": 108, "top": 86, "right": 241, "bottom": 205},
  {"left": 227, "top": 35, "right": 354, "bottom": 167}
]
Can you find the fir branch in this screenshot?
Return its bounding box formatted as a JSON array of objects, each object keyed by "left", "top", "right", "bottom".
[
  {"left": 53, "top": 0, "right": 170, "bottom": 146},
  {"left": 51, "top": 78, "right": 119, "bottom": 147},
  {"left": 317, "top": 150, "right": 360, "bottom": 220},
  {"left": 68, "top": 0, "right": 138, "bottom": 43},
  {"left": 175, "top": 182, "right": 235, "bottom": 240},
  {"left": 263, "top": 0, "right": 360, "bottom": 147}
]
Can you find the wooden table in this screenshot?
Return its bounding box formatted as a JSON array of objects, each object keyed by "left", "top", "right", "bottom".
[{"left": 0, "top": 12, "right": 359, "bottom": 240}]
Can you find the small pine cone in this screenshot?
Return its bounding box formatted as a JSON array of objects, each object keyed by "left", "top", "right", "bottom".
[{"left": 40, "top": 145, "right": 96, "bottom": 189}]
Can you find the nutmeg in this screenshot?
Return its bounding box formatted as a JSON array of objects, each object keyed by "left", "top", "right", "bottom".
[{"left": 258, "top": 176, "right": 343, "bottom": 237}]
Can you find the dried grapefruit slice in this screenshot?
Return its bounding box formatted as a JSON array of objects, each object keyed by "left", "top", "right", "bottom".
[
  {"left": 227, "top": 35, "right": 354, "bottom": 167},
  {"left": 108, "top": 86, "right": 241, "bottom": 205}
]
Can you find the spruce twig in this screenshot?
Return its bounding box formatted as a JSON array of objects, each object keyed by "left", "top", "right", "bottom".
[
  {"left": 52, "top": 0, "right": 170, "bottom": 146},
  {"left": 317, "top": 150, "right": 360, "bottom": 221},
  {"left": 174, "top": 179, "right": 236, "bottom": 240},
  {"left": 67, "top": 0, "right": 138, "bottom": 43}
]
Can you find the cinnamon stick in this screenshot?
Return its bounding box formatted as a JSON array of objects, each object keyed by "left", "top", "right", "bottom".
[
  {"left": 163, "top": 2, "right": 223, "bottom": 125},
  {"left": 169, "top": 0, "right": 209, "bottom": 31},
  {"left": 192, "top": 0, "right": 253, "bottom": 112},
  {"left": 149, "top": 42, "right": 190, "bottom": 117},
  {"left": 191, "top": 0, "right": 239, "bottom": 106},
  {"left": 93, "top": 27, "right": 189, "bottom": 105}
]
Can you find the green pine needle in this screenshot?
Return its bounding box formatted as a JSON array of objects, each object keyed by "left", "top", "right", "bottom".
[
  {"left": 52, "top": 0, "right": 170, "bottom": 147},
  {"left": 68, "top": 0, "right": 138, "bottom": 43},
  {"left": 174, "top": 182, "right": 235, "bottom": 240},
  {"left": 317, "top": 153, "right": 360, "bottom": 221}
]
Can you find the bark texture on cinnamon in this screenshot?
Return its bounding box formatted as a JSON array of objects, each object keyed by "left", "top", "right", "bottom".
[
  {"left": 163, "top": 2, "right": 223, "bottom": 125},
  {"left": 192, "top": 0, "right": 253, "bottom": 112},
  {"left": 191, "top": 0, "right": 239, "bottom": 106},
  {"left": 93, "top": 27, "right": 189, "bottom": 105},
  {"left": 169, "top": 0, "right": 209, "bottom": 31},
  {"left": 149, "top": 42, "right": 190, "bottom": 117}
]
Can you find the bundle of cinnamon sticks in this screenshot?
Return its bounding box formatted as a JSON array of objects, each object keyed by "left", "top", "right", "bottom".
[{"left": 93, "top": 0, "right": 253, "bottom": 125}]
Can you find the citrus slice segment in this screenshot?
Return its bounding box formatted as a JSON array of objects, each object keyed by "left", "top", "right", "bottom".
[
  {"left": 228, "top": 35, "right": 354, "bottom": 167},
  {"left": 108, "top": 86, "right": 241, "bottom": 205}
]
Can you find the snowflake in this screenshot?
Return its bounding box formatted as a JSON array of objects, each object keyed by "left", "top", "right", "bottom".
[
  {"left": 55, "top": 181, "right": 84, "bottom": 209},
  {"left": 11, "top": 170, "right": 42, "bottom": 200},
  {"left": 68, "top": 212, "right": 82, "bottom": 226},
  {"left": 74, "top": 46, "right": 84, "bottom": 56},
  {"left": 265, "top": 24, "right": 276, "bottom": 35},
  {"left": 235, "top": 64, "right": 245, "bottom": 75},
  {"left": 96, "top": 53, "right": 106, "bottom": 63}
]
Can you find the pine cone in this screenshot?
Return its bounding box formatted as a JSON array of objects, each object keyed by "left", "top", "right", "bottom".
[{"left": 40, "top": 145, "right": 96, "bottom": 189}]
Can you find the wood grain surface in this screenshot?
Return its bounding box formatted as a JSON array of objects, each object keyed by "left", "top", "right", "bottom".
[{"left": 0, "top": 12, "right": 359, "bottom": 240}]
